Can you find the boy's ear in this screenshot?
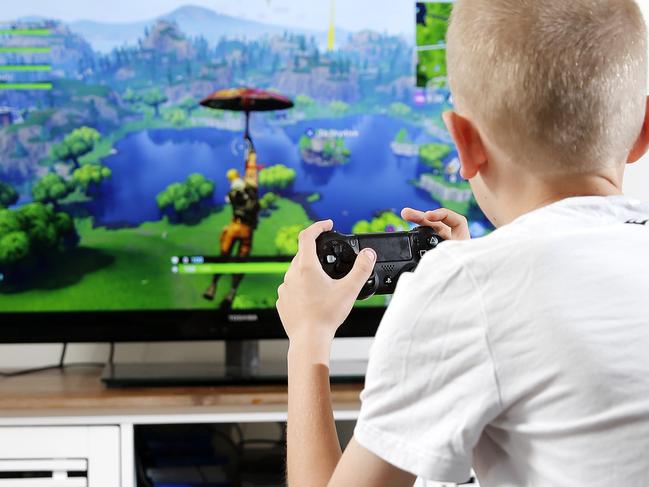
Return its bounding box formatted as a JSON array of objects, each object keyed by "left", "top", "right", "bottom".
[
  {"left": 627, "top": 96, "right": 649, "bottom": 164},
  {"left": 442, "top": 111, "right": 488, "bottom": 179}
]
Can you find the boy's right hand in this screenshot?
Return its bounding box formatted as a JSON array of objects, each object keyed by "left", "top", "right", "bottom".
[{"left": 401, "top": 207, "right": 471, "bottom": 241}]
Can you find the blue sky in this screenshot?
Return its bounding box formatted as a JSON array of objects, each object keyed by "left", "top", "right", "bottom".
[{"left": 0, "top": 0, "right": 415, "bottom": 35}]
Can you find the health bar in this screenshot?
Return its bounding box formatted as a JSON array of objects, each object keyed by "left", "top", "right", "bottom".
[
  {"left": 416, "top": 44, "right": 447, "bottom": 51},
  {"left": 0, "top": 29, "right": 51, "bottom": 36},
  {"left": 0, "top": 82, "right": 52, "bottom": 90},
  {"left": 176, "top": 262, "right": 291, "bottom": 275},
  {"left": 0, "top": 47, "right": 51, "bottom": 53},
  {"left": 0, "top": 64, "right": 51, "bottom": 72}
]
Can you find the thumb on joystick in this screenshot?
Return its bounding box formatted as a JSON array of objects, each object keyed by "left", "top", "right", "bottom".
[{"left": 341, "top": 248, "right": 377, "bottom": 292}]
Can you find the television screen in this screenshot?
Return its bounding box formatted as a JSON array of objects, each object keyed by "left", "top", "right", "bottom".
[{"left": 0, "top": 0, "right": 489, "bottom": 315}]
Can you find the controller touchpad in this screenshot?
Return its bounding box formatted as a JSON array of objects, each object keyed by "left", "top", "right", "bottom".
[{"left": 359, "top": 235, "right": 412, "bottom": 262}]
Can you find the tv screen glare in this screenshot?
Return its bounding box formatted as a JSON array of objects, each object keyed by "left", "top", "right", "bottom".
[{"left": 0, "top": 0, "right": 489, "bottom": 321}]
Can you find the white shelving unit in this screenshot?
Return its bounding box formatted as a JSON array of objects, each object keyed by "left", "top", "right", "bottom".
[{"left": 0, "top": 407, "right": 361, "bottom": 487}]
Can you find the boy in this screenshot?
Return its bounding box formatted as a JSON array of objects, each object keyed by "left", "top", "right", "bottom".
[{"left": 276, "top": 0, "right": 649, "bottom": 485}]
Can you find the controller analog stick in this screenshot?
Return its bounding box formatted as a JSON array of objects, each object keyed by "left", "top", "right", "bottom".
[{"left": 358, "top": 271, "right": 379, "bottom": 300}]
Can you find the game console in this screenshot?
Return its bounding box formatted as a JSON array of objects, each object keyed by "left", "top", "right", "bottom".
[{"left": 316, "top": 226, "right": 443, "bottom": 299}]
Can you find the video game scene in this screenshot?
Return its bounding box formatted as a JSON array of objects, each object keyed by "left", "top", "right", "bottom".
[{"left": 0, "top": 0, "right": 490, "bottom": 313}]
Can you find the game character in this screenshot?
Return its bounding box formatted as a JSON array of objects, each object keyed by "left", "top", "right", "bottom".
[{"left": 203, "top": 146, "right": 261, "bottom": 309}]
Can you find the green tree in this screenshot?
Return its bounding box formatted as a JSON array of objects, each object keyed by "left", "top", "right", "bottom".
[
  {"left": 275, "top": 224, "right": 309, "bottom": 255},
  {"left": 123, "top": 88, "right": 141, "bottom": 104},
  {"left": 143, "top": 88, "right": 168, "bottom": 117},
  {"left": 419, "top": 143, "right": 451, "bottom": 170},
  {"left": 394, "top": 128, "right": 410, "bottom": 143},
  {"left": 295, "top": 95, "right": 315, "bottom": 111},
  {"left": 186, "top": 173, "right": 214, "bottom": 197},
  {"left": 259, "top": 164, "right": 297, "bottom": 191},
  {"left": 32, "top": 174, "right": 73, "bottom": 205},
  {"left": 0, "top": 203, "right": 78, "bottom": 280},
  {"left": 72, "top": 164, "right": 112, "bottom": 192},
  {"left": 204, "top": 107, "right": 225, "bottom": 119},
  {"left": 163, "top": 108, "right": 187, "bottom": 126},
  {"left": 389, "top": 103, "right": 412, "bottom": 118},
  {"left": 0, "top": 230, "right": 29, "bottom": 265},
  {"left": 320, "top": 138, "right": 351, "bottom": 163},
  {"left": 322, "top": 141, "right": 335, "bottom": 159},
  {"left": 0, "top": 207, "right": 20, "bottom": 236},
  {"left": 179, "top": 97, "right": 198, "bottom": 116},
  {"left": 352, "top": 212, "right": 410, "bottom": 234},
  {"left": 156, "top": 173, "right": 215, "bottom": 222},
  {"left": 51, "top": 126, "right": 101, "bottom": 169},
  {"left": 0, "top": 181, "right": 19, "bottom": 208},
  {"left": 298, "top": 135, "right": 312, "bottom": 151},
  {"left": 259, "top": 192, "right": 279, "bottom": 210},
  {"left": 335, "top": 139, "right": 351, "bottom": 158},
  {"left": 329, "top": 100, "right": 349, "bottom": 116}
]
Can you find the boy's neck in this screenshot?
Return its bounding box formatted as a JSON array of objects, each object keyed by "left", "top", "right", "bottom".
[{"left": 495, "top": 169, "right": 624, "bottom": 226}]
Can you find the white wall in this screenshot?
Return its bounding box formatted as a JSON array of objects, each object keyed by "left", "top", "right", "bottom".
[
  {"left": 1, "top": 4, "right": 648, "bottom": 370},
  {"left": 625, "top": 0, "right": 649, "bottom": 201}
]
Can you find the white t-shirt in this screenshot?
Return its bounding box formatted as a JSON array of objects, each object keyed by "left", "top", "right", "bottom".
[{"left": 354, "top": 196, "right": 649, "bottom": 487}]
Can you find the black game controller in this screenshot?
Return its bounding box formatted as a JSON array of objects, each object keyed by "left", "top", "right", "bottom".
[{"left": 316, "top": 226, "right": 443, "bottom": 300}]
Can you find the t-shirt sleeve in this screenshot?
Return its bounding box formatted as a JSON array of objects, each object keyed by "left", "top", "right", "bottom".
[{"left": 354, "top": 245, "right": 503, "bottom": 483}]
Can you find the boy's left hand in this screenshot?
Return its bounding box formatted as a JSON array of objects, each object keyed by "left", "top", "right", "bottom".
[{"left": 276, "top": 220, "right": 376, "bottom": 353}]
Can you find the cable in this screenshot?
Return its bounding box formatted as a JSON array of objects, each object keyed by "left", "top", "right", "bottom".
[
  {"left": 0, "top": 364, "right": 66, "bottom": 378},
  {"left": 108, "top": 342, "right": 115, "bottom": 365},
  {"left": 59, "top": 343, "right": 68, "bottom": 368},
  {"left": 0, "top": 342, "right": 113, "bottom": 379}
]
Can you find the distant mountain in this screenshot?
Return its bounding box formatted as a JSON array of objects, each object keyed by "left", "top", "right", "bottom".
[
  {"left": 67, "top": 4, "right": 333, "bottom": 53},
  {"left": 141, "top": 20, "right": 195, "bottom": 60},
  {"left": 162, "top": 5, "right": 303, "bottom": 41}
]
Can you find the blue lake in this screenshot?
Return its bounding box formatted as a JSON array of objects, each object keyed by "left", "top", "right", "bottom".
[{"left": 92, "top": 115, "right": 451, "bottom": 233}]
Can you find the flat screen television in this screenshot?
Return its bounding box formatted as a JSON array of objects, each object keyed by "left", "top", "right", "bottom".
[{"left": 0, "top": 0, "right": 489, "bottom": 345}]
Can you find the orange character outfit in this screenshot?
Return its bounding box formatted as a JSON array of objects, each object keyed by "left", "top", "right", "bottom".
[{"left": 203, "top": 149, "right": 261, "bottom": 307}]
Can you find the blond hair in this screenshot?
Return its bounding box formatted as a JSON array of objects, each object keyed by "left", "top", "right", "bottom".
[{"left": 446, "top": 0, "right": 648, "bottom": 174}]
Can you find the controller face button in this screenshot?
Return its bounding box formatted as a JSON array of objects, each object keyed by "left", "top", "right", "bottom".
[{"left": 428, "top": 236, "right": 439, "bottom": 247}]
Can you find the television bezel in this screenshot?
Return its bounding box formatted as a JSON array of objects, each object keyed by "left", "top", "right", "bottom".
[{"left": 0, "top": 307, "right": 384, "bottom": 343}]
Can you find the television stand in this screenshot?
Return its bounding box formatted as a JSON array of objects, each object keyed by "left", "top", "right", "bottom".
[{"left": 101, "top": 340, "right": 367, "bottom": 387}]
